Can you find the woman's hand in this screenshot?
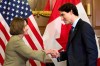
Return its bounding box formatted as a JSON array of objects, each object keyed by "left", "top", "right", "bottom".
[{"left": 44, "top": 49, "right": 60, "bottom": 58}]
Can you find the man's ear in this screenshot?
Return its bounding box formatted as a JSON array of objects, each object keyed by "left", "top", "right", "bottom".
[{"left": 70, "top": 10, "right": 73, "bottom": 15}]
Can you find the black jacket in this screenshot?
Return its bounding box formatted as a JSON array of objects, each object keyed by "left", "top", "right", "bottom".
[{"left": 58, "top": 19, "right": 98, "bottom": 66}]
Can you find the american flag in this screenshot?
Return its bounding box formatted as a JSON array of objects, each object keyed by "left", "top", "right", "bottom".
[{"left": 0, "top": 0, "right": 45, "bottom": 66}]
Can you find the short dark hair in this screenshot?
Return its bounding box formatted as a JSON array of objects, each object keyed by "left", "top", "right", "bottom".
[
  {"left": 58, "top": 3, "right": 79, "bottom": 16},
  {"left": 10, "top": 17, "right": 28, "bottom": 35}
]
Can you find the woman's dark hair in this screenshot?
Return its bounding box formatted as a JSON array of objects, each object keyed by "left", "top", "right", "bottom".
[
  {"left": 58, "top": 3, "right": 79, "bottom": 16},
  {"left": 10, "top": 17, "right": 28, "bottom": 35}
]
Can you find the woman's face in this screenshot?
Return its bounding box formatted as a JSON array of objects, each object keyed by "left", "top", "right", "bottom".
[{"left": 23, "top": 21, "right": 28, "bottom": 35}]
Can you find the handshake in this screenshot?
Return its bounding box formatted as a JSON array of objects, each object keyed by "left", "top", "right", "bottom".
[{"left": 44, "top": 49, "right": 60, "bottom": 58}]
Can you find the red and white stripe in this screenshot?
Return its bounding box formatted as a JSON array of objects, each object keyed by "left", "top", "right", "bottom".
[
  {"left": 0, "top": 13, "right": 10, "bottom": 65},
  {"left": 24, "top": 15, "right": 45, "bottom": 66},
  {"left": 44, "top": 0, "right": 56, "bottom": 11}
]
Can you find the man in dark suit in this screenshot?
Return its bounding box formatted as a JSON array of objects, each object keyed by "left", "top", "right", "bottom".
[{"left": 52, "top": 3, "right": 98, "bottom": 66}]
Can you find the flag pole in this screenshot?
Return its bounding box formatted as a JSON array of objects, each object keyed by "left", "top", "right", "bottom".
[{"left": 32, "top": 11, "right": 51, "bottom": 17}]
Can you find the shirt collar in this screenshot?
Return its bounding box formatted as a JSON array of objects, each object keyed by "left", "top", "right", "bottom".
[{"left": 72, "top": 18, "right": 80, "bottom": 28}]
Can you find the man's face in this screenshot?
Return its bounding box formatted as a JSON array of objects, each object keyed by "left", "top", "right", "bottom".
[{"left": 60, "top": 11, "right": 72, "bottom": 24}]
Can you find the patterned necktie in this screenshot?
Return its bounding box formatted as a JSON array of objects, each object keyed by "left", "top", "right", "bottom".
[{"left": 70, "top": 26, "right": 74, "bottom": 37}]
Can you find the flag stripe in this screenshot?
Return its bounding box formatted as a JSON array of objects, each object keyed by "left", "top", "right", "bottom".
[
  {"left": 23, "top": 37, "right": 32, "bottom": 48},
  {"left": 44, "top": 0, "right": 50, "bottom": 10},
  {"left": 0, "top": 30, "right": 8, "bottom": 46},
  {"left": 24, "top": 28, "right": 41, "bottom": 66},
  {"left": 27, "top": 18, "right": 44, "bottom": 49},
  {"left": 0, "top": 14, "right": 10, "bottom": 36},
  {"left": 66, "top": 0, "right": 80, "bottom": 5},
  {"left": 0, "top": 45, "right": 5, "bottom": 59},
  {"left": 24, "top": 28, "right": 42, "bottom": 66},
  {"left": 44, "top": 0, "right": 56, "bottom": 11},
  {"left": 24, "top": 20, "right": 44, "bottom": 66},
  {"left": 0, "top": 22, "right": 10, "bottom": 41},
  {"left": 27, "top": 18, "right": 43, "bottom": 50},
  {"left": 25, "top": 35, "right": 37, "bottom": 50},
  {"left": 29, "top": 59, "right": 37, "bottom": 66},
  {"left": 0, "top": 38, "right": 6, "bottom": 51},
  {"left": 29, "top": 15, "right": 41, "bottom": 35},
  {"left": 40, "top": 62, "right": 45, "bottom": 66},
  {"left": 0, "top": 54, "right": 4, "bottom": 65}
]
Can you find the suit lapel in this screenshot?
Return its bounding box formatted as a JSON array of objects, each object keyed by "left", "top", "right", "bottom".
[
  {"left": 69, "top": 28, "right": 77, "bottom": 41},
  {"left": 69, "top": 19, "right": 82, "bottom": 42}
]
